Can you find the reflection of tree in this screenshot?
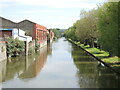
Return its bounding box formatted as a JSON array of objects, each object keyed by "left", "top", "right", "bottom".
[
  {"left": 4, "top": 56, "right": 26, "bottom": 82},
  {"left": 1, "top": 44, "right": 52, "bottom": 82},
  {"left": 71, "top": 44, "right": 96, "bottom": 62},
  {"left": 71, "top": 44, "right": 120, "bottom": 88},
  {"left": 97, "top": 67, "right": 120, "bottom": 88}
]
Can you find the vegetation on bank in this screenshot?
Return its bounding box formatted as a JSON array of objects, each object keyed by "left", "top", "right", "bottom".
[
  {"left": 64, "top": 2, "right": 120, "bottom": 66},
  {"left": 69, "top": 39, "right": 120, "bottom": 67},
  {"left": 6, "top": 38, "right": 25, "bottom": 57}
]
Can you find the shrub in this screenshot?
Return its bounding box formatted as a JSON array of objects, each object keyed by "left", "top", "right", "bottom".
[{"left": 6, "top": 37, "right": 25, "bottom": 57}]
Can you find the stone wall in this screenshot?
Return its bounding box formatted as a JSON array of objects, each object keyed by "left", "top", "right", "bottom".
[{"left": 0, "top": 43, "right": 7, "bottom": 62}]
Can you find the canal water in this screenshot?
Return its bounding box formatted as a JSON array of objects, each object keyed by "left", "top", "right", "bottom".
[{"left": 0, "top": 37, "right": 120, "bottom": 88}]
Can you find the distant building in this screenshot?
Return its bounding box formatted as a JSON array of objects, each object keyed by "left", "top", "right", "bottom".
[{"left": 47, "top": 29, "right": 54, "bottom": 43}]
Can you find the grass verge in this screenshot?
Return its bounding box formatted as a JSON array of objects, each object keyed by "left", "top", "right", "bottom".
[{"left": 69, "top": 39, "right": 120, "bottom": 67}]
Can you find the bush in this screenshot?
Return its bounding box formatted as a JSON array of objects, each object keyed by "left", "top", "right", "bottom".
[{"left": 6, "top": 37, "right": 25, "bottom": 57}]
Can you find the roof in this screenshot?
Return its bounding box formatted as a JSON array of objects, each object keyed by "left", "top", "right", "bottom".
[
  {"left": 0, "top": 16, "right": 17, "bottom": 24},
  {"left": 18, "top": 19, "right": 36, "bottom": 24},
  {"left": 0, "top": 16, "right": 47, "bottom": 31},
  {"left": 18, "top": 19, "right": 47, "bottom": 30}
]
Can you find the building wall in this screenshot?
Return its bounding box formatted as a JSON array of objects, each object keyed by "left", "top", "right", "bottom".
[
  {"left": 0, "top": 43, "right": 7, "bottom": 62},
  {"left": 0, "top": 17, "right": 17, "bottom": 28},
  {"left": 17, "top": 20, "right": 35, "bottom": 37},
  {"left": 35, "top": 24, "right": 48, "bottom": 48},
  {"left": 35, "top": 24, "right": 47, "bottom": 41}
]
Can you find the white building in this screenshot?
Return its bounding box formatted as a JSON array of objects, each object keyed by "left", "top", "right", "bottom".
[{"left": 12, "top": 28, "right": 32, "bottom": 43}]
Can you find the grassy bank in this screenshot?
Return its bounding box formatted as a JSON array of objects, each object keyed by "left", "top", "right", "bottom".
[{"left": 69, "top": 39, "right": 120, "bottom": 67}]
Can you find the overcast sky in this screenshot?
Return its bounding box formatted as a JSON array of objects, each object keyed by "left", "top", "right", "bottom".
[{"left": 0, "top": 0, "right": 107, "bottom": 29}]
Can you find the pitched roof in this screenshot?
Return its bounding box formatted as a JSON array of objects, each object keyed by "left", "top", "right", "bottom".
[
  {"left": 0, "top": 16, "right": 17, "bottom": 24},
  {"left": 18, "top": 19, "right": 36, "bottom": 24}
]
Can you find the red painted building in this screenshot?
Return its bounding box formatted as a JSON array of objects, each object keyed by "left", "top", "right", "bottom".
[
  {"left": 18, "top": 20, "right": 48, "bottom": 47},
  {"left": 35, "top": 24, "right": 48, "bottom": 44}
]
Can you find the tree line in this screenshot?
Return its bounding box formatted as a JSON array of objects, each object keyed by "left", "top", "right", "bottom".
[{"left": 64, "top": 2, "right": 120, "bottom": 57}]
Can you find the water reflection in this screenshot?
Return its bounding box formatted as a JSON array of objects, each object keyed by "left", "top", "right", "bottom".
[
  {"left": 0, "top": 60, "right": 7, "bottom": 82},
  {"left": 0, "top": 43, "right": 52, "bottom": 82},
  {"left": 1, "top": 38, "right": 120, "bottom": 88},
  {"left": 71, "top": 44, "right": 120, "bottom": 88}
]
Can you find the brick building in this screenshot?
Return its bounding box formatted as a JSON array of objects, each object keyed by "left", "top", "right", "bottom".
[
  {"left": 0, "top": 17, "right": 51, "bottom": 48},
  {"left": 17, "top": 20, "right": 48, "bottom": 47},
  {"left": 0, "top": 17, "right": 17, "bottom": 38}
]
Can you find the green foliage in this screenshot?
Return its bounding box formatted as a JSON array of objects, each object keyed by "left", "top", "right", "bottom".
[
  {"left": 76, "top": 9, "right": 98, "bottom": 41},
  {"left": 65, "top": 2, "right": 119, "bottom": 57},
  {"left": 28, "top": 47, "right": 35, "bottom": 55},
  {"left": 35, "top": 40, "right": 40, "bottom": 52},
  {"left": 97, "top": 2, "right": 119, "bottom": 57},
  {"left": 64, "top": 9, "right": 98, "bottom": 47},
  {"left": 64, "top": 26, "right": 77, "bottom": 41},
  {"left": 102, "top": 56, "right": 120, "bottom": 64},
  {"left": 6, "top": 37, "right": 25, "bottom": 57}
]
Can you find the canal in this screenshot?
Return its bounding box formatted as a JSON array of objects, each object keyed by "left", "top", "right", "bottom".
[{"left": 0, "top": 37, "right": 120, "bottom": 88}]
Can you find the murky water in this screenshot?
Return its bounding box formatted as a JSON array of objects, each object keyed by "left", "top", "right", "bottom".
[{"left": 0, "top": 37, "right": 120, "bottom": 88}]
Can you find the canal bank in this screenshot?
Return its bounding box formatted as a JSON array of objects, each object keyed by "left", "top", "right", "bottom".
[
  {"left": 0, "top": 37, "right": 120, "bottom": 88},
  {"left": 68, "top": 39, "right": 120, "bottom": 75}
]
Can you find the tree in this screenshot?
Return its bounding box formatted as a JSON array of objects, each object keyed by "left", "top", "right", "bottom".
[
  {"left": 97, "top": 2, "right": 119, "bottom": 57},
  {"left": 75, "top": 9, "right": 98, "bottom": 47}
]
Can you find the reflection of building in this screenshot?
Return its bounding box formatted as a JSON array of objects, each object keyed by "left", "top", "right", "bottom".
[
  {"left": 47, "top": 29, "right": 54, "bottom": 43},
  {"left": 47, "top": 43, "right": 52, "bottom": 55},
  {"left": 0, "top": 60, "right": 7, "bottom": 82},
  {"left": 2, "top": 57, "right": 26, "bottom": 82},
  {"left": 0, "top": 37, "right": 52, "bottom": 82},
  {"left": 19, "top": 46, "right": 48, "bottom": 79}
]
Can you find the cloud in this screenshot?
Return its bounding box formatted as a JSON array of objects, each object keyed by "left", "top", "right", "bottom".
[
  {"left": 18, "top": 10, "right": 59, "bottom": 14},
  {"left": 0, "top": 0, "right": 106, "bottom": 8},
  {"left": 0, "top": 0, "right": 106, "bottom": 28}
]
